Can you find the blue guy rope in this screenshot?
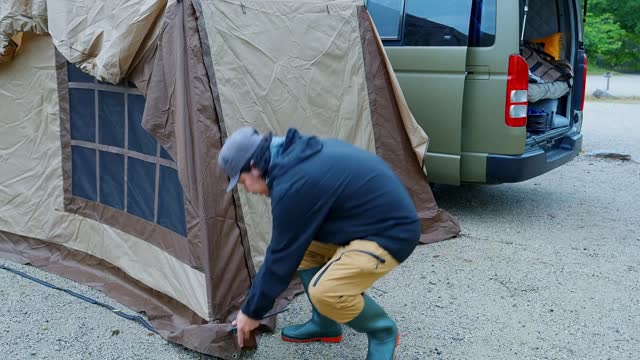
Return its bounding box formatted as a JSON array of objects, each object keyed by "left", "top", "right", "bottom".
[{"left": 0, "top": 263, "right": 159, "bottom": 334}]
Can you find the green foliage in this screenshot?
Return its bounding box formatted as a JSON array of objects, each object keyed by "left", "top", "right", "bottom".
[
  {"left": 585, "top": 15, "right": 629, "bottom": 66},
  {"left": 585, "top": 0, "right": 640, "bottom": 72},
  {"left": 589, "top": 0, "right": 640, "bottom": 34}
]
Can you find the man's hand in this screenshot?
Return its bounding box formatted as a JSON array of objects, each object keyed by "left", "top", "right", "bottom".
[{"left": 232, "top": 310, "right": 261, "bottom": 348}]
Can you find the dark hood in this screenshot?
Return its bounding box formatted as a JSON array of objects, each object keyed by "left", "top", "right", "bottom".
[{"left": 267, "top": 129, "right": 323, "bottom": 186}]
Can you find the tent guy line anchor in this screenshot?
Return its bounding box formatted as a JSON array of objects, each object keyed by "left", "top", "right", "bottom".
[{"left": 0, "top": 264, "right": 159, "bottom": 334}]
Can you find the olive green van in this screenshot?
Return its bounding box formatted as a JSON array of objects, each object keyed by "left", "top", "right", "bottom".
[{"left": 366, "top": 0, "right": 588, "bottom": 185}]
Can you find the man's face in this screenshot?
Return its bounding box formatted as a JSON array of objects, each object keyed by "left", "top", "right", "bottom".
[{"left": 239, "top": 167, "right": 269, "bottom": 196}]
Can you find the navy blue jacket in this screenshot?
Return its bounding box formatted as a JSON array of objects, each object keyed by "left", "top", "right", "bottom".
[{"left": 242, "top": 129, "right": 420, "bottom": 319}]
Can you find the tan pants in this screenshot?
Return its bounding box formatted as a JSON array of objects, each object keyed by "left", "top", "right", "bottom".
[{"left": 300, "top": 240, "right": 399, "bottom": 323}]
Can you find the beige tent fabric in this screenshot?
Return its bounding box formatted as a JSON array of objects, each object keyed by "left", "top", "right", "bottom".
[
  {"left": 0, "top": 33, "right": 208, "bottom": 319},
  {"left": 0, "top": 0, "right": 47, "bottom": 64},
  {"left": 1, "top": 0, "right": 171, "bottom": 83},
  {"left": 200, "top": 0, "right": 376, "bottom": 269},
  {"left": 48, "top": 0, "right": 170, "bottom": 84}
]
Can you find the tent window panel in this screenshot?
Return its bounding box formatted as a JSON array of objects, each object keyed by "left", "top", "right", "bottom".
[
  {"left": 127, "top": 94, "right": 157, "bottom": 156},
  {"left": 71, "top": 146, "right": 97, "bottom": 201},
  {"left": 69, "top": 88, "right": 96, "bottom": 142},
  {"left": 99, "top": 151, "right": 125, "bottom": 210},
  {"left": 67, "top": 62, "right": 94, "bottom": 83},
  {"left": 126, "top": 158, "right": 156, "bottom": 222},
  {"left": 157, "top": 166, "right": 187, "bottom": 237},
  {"left": 63, "top": 61, "right": 188, "bottom": 238},
  {"left": 98, "top": 91, "right": 125, "bottom": 148}
]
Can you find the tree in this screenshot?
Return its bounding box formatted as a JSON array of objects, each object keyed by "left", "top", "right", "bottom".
[
  {"left": 589, "top": 0, "right": 640, "bottom": 35},
  {"left": 585, "top": 0, "right": 640, "bottom": 71},
  {"left": 585, "top": 15, "right": 627, "bottom": 66}
]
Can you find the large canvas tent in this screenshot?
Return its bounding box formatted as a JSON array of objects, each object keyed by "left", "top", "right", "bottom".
[{"left": 0, "top": 0, "right": 460, "bottom": 358}]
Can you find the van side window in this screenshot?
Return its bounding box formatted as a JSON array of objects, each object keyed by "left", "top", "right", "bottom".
[
  {"left": 468, "top": 0, "right": 496, "bottom": 47},
  {"left": 403, "top": 0, "right": 472, "bottom": 47},
  {"left": 367, "top": 0, "right": 496, "bottom": 47},
  {"left": 366, "top": 0, "right": 405, "bottom": 40}
]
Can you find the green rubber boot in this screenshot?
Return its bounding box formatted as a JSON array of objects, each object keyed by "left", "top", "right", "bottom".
[
  {"left": 346, "top": 294, "right": 399, "bottom": 360},
  {"left": 281, "top": 267, "right": 343, "bottom": 343}
]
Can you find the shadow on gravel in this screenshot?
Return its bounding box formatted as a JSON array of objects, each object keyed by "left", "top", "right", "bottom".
[{"left": 431, "top": 182, "right": 574, "bottom": 222}]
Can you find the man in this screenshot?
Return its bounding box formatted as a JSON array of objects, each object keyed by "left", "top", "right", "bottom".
[{"left": 218, "top": 127, "right": 420, "bottom": 359}]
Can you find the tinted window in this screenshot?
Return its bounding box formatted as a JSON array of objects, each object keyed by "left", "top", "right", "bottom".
[
  {"left": 366, "top": 0, "right": 404, "bottom": 39},
  {"left": 469, "top": 0, "right": 496, "bottom": 47},
  {"left": 403, "top": 0, "right": 472, "bottom": 47}
]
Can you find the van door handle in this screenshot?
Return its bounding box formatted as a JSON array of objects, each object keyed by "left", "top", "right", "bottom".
[{"left": 466, "top": 65, "right": 490, "bottom": 80}]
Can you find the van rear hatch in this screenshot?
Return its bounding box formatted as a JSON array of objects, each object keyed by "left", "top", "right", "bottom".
[
  {"left": 519, "top": 0, "right": 586, "bottom": 142},
  {"left": 486, "top": 0, "right": 585, "bottom": 183}
]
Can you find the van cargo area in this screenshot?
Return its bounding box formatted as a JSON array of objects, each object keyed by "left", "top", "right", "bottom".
[{"left": 519, "top": 0, "right": 585, "bottom": 143}]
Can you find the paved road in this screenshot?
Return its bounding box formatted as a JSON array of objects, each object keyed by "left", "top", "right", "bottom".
[
  {"left": 586, "top": 74, "right": 640, "bottom": 97},
  {"left": 1, "top": 101, "right": 639, "bottom": 359}
]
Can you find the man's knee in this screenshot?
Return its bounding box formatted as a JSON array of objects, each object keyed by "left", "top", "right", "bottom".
[{"left": 308, "top": 285, "right": 362, "bottom": 323}]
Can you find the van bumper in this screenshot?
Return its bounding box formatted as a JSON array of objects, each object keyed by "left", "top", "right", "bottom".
[{"left": 485, "top": 132, "right": 583, "bottom": 184}]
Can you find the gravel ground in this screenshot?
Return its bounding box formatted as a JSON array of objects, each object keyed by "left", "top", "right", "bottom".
[
  {"left": 586, "top": 74, "right": 640, "bottom": 98},
  {"left": 1, "top": 101, "right": 639, "bottom": 360}
]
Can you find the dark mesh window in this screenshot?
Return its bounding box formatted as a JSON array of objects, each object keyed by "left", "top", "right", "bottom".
[
  {"left": 127, "top": 94, "right": 157, "bottom": 156},
  {"left": 71, "top": 146, "right": 97, "bottom": 201},
  {"left": 157, "top": 166, "right": 187, "bottom": 236},
  {"left": 66, "top": 62, "right": 187, "bottom": 237},
  {"left": 99, "top": 151, "right": 125, "bottom": 210},
  {"left": 67, "top": 62, "right": 94, "bottom": 83},
  {"left": 160, "top": 146, "right": 174, "bottom": 161},
  {"left": 69, "top": 89, "right": 96, "bottom": 142},
  {"left": 99, "top": 91, "right": 125, "bottom": 148},
  {"left": 127, "top": 158, "right": 156, "bottom": 222}
]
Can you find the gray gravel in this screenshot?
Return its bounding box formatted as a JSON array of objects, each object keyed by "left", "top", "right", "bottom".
[
  {"left": 0, "top": 263, "right": 199, "bottom": 360},
  {"left": 1, "top": 101, "right": 639, "bottom": 360}
]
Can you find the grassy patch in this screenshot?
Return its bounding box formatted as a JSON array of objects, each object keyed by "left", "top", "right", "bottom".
[
  {"left": 588, "top": 63, "right": 617, "bottom": 76},
  {"left": 585, "top": 95, "right": 640, "bottom": 104}
]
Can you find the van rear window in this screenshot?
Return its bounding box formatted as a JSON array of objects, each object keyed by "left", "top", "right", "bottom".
[{"left": 366, "top": 0, "right": 496, "bottom": 47}]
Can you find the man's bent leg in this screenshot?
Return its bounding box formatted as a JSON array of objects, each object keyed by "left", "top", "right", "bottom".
[
  {"left": 308, "top": 240, "right": 400, "bottom": 360},
  {"left": 281, "top": 241, "right": 343, "bottom": 343}
]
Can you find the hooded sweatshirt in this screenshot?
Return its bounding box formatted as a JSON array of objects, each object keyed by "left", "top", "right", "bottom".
[{"left": 242, "top": 129, "right": 420, "bottom": 319}]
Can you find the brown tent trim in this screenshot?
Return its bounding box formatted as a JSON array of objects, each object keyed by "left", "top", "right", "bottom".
[
  {"left": 65, "top": 197, "right": 198, "bottom": 268},
  {"left": 0, "top": 230, "right": 226, "bottom": 357},
  {"left": 356, "top": 7, "right": 461, "bottom": 244},
  {"left": 56, "top": 48, "right": 73, "bottom": 215},
  {"left": 131, "top": 0, "right": 255, "bottom": 322},
  {"left": 192, "top": 0, "right": 256, "bottom": 280},
  {"left": 0, "top": 230, "right": 301, "bottom": 359}
]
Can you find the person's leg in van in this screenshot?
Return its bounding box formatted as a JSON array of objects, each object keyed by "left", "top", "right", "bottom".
[
  {"left": 281, "top": 241, "right": 343, "bottom": 343},
  {"left": 308, "top": 240, "right": 401, "bottom": 360}
]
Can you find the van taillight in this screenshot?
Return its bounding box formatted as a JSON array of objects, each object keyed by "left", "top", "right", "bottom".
[
  {"left": 505, "top": 54, "right": 529, "bottom": 127},
  {"left": 579, "top": 53, "right": 588, "bottom": 111}
]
